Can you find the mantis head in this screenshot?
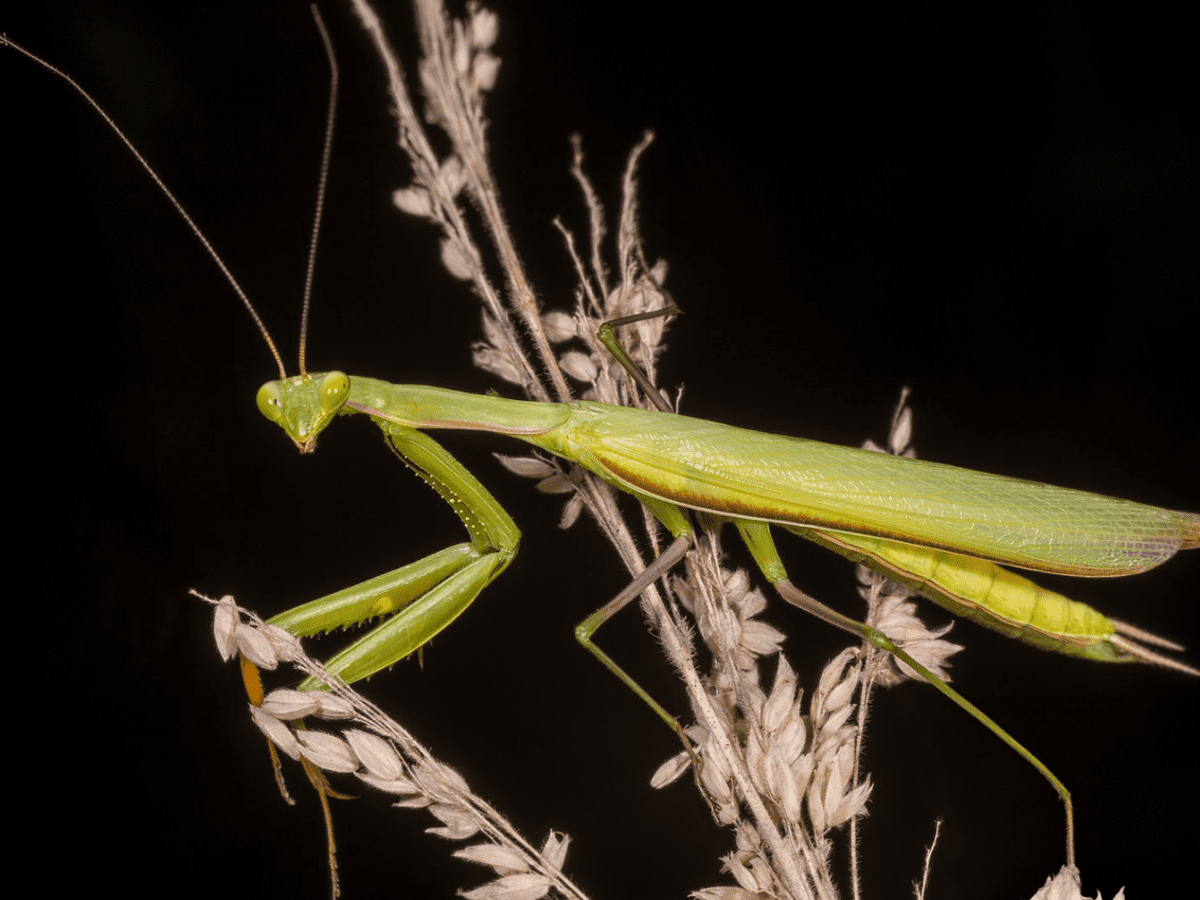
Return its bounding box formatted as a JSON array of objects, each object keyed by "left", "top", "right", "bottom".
[{"left": 256, "top": 372, "right": 351, "bottom": 453}]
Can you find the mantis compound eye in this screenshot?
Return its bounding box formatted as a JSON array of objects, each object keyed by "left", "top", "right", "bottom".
[
  {"left": 318, "top": 372, "right": 350, "bottom": 414},
  {"left": 256, "top": 381, "right": 284, "bottom": 424}
]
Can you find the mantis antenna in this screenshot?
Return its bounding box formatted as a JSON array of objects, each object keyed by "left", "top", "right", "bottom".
[
  {"left": 4, "top": 12, "right": 353, "bottom": 889},
  {"left": 296, "top": 6, "right": 338, "bottom": 376},
  {"left": 0, "top": 4, "right": 340, "bottom": 382}
]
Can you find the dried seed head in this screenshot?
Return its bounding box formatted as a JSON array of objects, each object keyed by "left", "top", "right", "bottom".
[
  {"left": 357, "top": 771, "right": 427, "bottom": 800},
  {"left": 251, "top": 706, "right": 301, "bottom": 760},
  {"left": 261, "top": 623, "right": 302, "bottom": 662},
  {"left": 540, "top": 310, "right": 577, "bottom": 342},
  {"left": 890, "top": 403, "right": 914, "bottom": 455},
  {"left": 469, "top": 7, "right": 500, "bottom": 49},
  {"left": 393, "top": 185, "right": 433, "bottom": 218},
  {"left": 213, "top": 595, "right": 239, "bottom": 660},
  {"left": 494, "top": 454, "right": 557, "bottom": 479},
  {"left": 236, "top": 622, "right": 279, "bottom": 670},
  {"left": 558, "top": 351, "right": 598, "bottom": 383},
  {"left": 313, "top": 694, "right": 355, "bottom": 720},
  {"left": 262, "top": 689, "right": 321, "bottom": 720},
  {"left": 440, "top": 236, "right": 474, "bottom": 280},
  {"left": 725, "top": 852, "right": 762, "bottom": 894},
  {"left": 427, "top": 803, "right": 481, "bottom": 841},
  {"left": 438, "top": 156, "right": 467, "bottom": 197},
  {"left": 454, "top": 843, "right": 531, "bottom": 876},
  {"left": 762, "top": 655, "right": 798, "bottom": 733},
  {"left": 343, "top": 730, "right": 404, "bottom": 781},
  {"left": 812, "top": 649, "right": 861, "bottom": 726},
  {"left": 557, "top": 494, "right": 584, "bottom": 529},
  {"left": 535, "top": 472, "right": 574, "bottom": 495},
  {"left": 539, "top": 831, "right": 569, "bottom": 870},
  {"left": 693, "top": 881, "right": 762, "bottom": 899},
  {"left": 868, "top": 590, "right": 961, "bottom": 686},
  {"left": 472, "top": 54, "right": 501, "bottom": 91},
  {"left": 459, "top": 872, "right": 551, "bottom": 900},
  {"left": 472, "top": 345, "right": 524, "bottom": 386},
  {"left": 650, "top": 749, "right": 692, "bottom": 789},
  {"left": 1029, "top": 864, "right": 1096, "bottom": 900},
  {"left": 297, "top": 730, "right": 360, "bottom": 773}
]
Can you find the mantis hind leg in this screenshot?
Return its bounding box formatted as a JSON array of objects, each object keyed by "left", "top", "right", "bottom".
[
  {"left": 734, "top": 518, "right": 1078, "bottom": 867},
  {"left": 574, "top": 535, "right": 692, "bottom": 730},
  {"left": 594, "top": 304, "right": 1080, "bottom": 859}
]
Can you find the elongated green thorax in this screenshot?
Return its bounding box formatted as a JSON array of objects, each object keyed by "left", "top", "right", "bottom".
[
  {"left": 257, "top": 373, "right": 577, "bottom": 454},
  {"left": 343, "top": 377, "right": 573, "bottom": 435}
]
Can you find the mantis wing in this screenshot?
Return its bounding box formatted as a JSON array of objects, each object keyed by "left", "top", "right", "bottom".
[{"left": 556, "top": 402, "right": 1199, "bottom": 576}]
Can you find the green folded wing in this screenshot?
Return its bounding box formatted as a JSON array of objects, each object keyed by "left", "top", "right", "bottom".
[{"left": 561, "top": 403, "right": 1199, "bottom": 576}]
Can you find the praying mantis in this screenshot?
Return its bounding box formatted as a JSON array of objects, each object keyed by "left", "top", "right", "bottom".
[{"left": 8, "top": 3, "right": 1199, "bottom": 899}]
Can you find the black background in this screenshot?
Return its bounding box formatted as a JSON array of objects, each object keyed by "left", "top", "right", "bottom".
[{"left": 6, "top": 2, "right": 1198, "bottom": 898}]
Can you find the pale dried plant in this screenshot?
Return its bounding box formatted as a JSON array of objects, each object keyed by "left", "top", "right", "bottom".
[
  {"left": 205, "top": 591, "right": 588, "bottom": 900},
  {"left": 208, "top": 2, "right": 1108, "bottom": 899}
]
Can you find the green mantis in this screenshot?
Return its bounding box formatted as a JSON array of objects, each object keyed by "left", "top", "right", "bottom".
[
  {"left": 257, "top": 370, "right": 1198, "bottom": 687},
  {"left": 247, "top": 353, "right": 1198, "bottom": 864},
  {"left": 215, "top": 85, "right": 1199, "bottom": 896}
]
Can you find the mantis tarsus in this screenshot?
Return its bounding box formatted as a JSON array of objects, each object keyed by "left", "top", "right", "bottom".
[{"left": 9, "top": 4, "right": 1199, "bottom": 897}]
